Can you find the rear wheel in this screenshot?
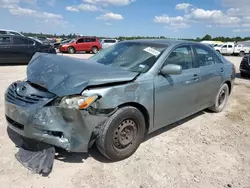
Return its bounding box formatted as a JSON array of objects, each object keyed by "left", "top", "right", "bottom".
[
  {"left": 208, "top": 83, "right": 229, "bottom": 113},
  {"left": 67, "top": 47, "right": 75, "bottom": 54},
  {"left": 92, "top": 47, "right": 98, "bottom": 54},
  {"left": 96, "top": 106, "right": 146, "bottom": 161}
]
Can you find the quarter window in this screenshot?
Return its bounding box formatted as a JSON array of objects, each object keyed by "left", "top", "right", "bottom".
[
  {"left": 164, "top": 46, "right": 193, "bottom": 70},
  {"left": 0, "top": 36, "right": 11, "bottom": 45}
]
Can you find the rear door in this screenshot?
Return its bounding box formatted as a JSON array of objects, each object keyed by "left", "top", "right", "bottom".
[
  {"left": 0, "top": 36, "right": 13, "bottom": 64},
  {"left": 192, "top": 44, "right": 224, "bottom": 107},
  {"left": 84, "top": 37, "right": 93, "bottom": 51},
  {"left": 11, "top": 36, "right": 31, "bottom": 63}
]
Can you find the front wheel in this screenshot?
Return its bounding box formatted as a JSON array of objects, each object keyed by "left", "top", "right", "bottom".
[
  {"left": 96, "top": 106, "right": 146, "bottom": 161},
  {"left": 208, "top": 83, "right": 229, "bottom": 113},
  {"left": 67, "top": 47, "right": 75, "bottom": 54}
]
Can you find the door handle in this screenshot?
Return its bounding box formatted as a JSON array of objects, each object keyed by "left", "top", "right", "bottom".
[
  {"left": 185, "top": 74, "right": 199, "bottom": 84},
  {"left": 221, "top": 68, "right": 224, "bottom": 72}
]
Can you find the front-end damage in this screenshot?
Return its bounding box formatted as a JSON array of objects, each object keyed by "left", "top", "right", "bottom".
[{"left": 5, "top": 81, "right": 115, "bottom": 153}]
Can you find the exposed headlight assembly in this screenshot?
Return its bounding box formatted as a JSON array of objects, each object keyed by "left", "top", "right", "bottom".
[{"left": 60, "top": 95, "right": 99, "bottom": 110}]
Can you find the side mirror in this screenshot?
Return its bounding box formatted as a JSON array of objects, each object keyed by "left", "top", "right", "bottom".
[{"left": 160, "top": 64, "right": 182, "bottom": 75}]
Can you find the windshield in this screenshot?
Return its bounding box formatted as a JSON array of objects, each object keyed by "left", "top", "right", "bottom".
[{"left": 89, "top": 42, "right": 167, "bottom": 73}]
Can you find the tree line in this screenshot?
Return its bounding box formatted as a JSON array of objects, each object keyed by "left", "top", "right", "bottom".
[{"left": 20, "top": 32, "right": 250, "bottom": 42}]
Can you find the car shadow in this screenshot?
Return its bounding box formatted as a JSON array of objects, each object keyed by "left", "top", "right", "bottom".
[
  {"left": 0, "top": 63, "right": 27, "bottom": 66},
  {"left": 7, "top": 111, "right": 206, "bottom": 164},
  {"left": 235, "top": 73, "right": 250, "bottom": 80},
  {"left": 143, "top": 111, "right": 205, "bottom": 142}
]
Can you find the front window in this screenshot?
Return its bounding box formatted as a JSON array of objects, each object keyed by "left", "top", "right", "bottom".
[{"left": 89, "top": 42, "right": 168, "bottom": 73}]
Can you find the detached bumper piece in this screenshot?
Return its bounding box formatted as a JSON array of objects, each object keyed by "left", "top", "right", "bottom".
[
  {"left": 15, "top": 145, "right": 55, "bottom": 176},
  {"left": 8, "top": 127, "right": 55, "bottom": 176}
]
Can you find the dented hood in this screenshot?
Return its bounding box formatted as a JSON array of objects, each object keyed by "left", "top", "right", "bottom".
[{"left": 27, "top": 53, "right": 139, "bottom": 96}]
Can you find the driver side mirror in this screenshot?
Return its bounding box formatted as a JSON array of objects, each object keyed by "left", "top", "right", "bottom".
[{"left": 160, "top": 64, "right": 182, "bottom": 75}]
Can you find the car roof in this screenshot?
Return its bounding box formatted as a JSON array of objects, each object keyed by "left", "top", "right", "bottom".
[
  {"left": 0, "top": 29, "right": 20, "bottom": 32},
  {"left": 119, "top": 39, "right": 201, "bottom": 46},
  {"left": 0, "top": 34, "right": 27, "bottom": 38}
]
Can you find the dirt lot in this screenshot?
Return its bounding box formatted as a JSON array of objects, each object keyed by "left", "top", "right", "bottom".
[{"left": 0, "top": 55, "right": 250, "bottom": 188}]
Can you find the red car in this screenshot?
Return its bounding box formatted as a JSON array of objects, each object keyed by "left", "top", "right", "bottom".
[{"left": 59, "top": 36, "right": 102, "bottom": 54}]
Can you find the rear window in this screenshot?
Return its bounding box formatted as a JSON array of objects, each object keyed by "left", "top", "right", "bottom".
[
  {"left": 104, "top": 39, "right": 116, "bottom": 43},
  {"left": 0, "top": 36, "right": 11, "bottom": 45}
]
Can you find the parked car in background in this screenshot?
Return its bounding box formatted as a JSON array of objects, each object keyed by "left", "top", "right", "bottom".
[
  {"left": 214, "top": 44, "right": 224, "bottom": 52},
  {"left": 53, "top": 38, "right": 71, "bottom": 49},
  {"left": 240, "top": 54, "right": 250, "bottom": 77},
  {"left": 0, "top": 35, "right": 56, "bottom": 64},
  {"left": 59, "top": 36, "right": 102, "bottom": 54},
  {"left": 100, "top": 38, "right": 118, "bottom": 48},
  {"left": 5, "top": 39, "right": 235, "bottom": 161},
  {"left": 217, "top": 42, "right": 250, "bottom": 56},
  {"left": 0, "top": 29, "right": 24, "bottom": 36}
]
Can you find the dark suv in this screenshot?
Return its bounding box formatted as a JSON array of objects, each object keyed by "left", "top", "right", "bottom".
[
  {"left": 240, "top": 54, "right": 250, "bottom": 77},
  {"left": 59, "top": 36, "right": 102, "bottom": 54},
  {"left": 0, "top": 35, "right": 56, "bottom": 64}
]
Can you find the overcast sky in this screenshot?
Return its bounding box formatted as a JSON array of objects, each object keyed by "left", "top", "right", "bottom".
[{"left": 0, "top": 0, "right": 250, "bottom": 38}]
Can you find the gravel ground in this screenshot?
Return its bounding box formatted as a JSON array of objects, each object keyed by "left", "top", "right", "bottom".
[{"left": 0, "top": 55, "right": 250, "bottom": 188}]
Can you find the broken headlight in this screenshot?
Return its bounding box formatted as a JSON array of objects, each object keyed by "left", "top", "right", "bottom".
[{"left": 60, "top": 95, "right": 99, "bottom": 110}]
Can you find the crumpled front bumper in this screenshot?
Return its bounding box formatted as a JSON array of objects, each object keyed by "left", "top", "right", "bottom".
[{"left": 5, "top": 101, "right": 108, "bottom": 152}]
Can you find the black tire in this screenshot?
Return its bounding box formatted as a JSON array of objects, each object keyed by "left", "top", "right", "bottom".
[
  {"left": 67, "top": 47, "right": 75, "bottom": 54},
  {"left": 239, "top": 51, "right": 245, "bottom": 57},
  {"left": 96, "top": 106, "right": 146, "bottom": 161},
  {"left": 208, "top": 83, "right": 229, "bottom": 113},
  {"left": 92, "top": 47, "right": 98, "bottom": 54},
  {"left": 241, "top": 72, "right": 248, "bottom": 77}
]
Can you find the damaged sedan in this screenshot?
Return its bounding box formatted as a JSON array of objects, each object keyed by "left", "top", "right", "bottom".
[{"left": 5, "top": 40, "right": 235, "bottom": 161}]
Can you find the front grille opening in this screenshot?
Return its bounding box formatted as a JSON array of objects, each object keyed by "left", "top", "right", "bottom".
[
  {"left": 27, "top": 81, "right": 49, "bottom": 92},
  {"left": 6, "top": 116, "right": 24, "bottom": 130},
  {"left": 43, "top": 130, "right": 64, "bottom": 138}
]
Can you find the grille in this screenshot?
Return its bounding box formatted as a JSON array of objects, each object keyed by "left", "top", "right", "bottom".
[{"left": 5, "top": 83, "right": 47, "bottom": 106}]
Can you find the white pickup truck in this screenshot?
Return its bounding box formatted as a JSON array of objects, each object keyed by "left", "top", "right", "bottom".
[{"left": 215, "top": 42, "right": 250, "bottom": 56}]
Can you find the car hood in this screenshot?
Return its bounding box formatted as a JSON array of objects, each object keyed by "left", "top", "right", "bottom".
[{"left": 27, "top": 53, "right": 139, "bottom": 96}]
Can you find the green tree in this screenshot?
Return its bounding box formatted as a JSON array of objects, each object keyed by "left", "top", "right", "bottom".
[{"left": 202, "top": 34, "right": 212, "bottom": 40}]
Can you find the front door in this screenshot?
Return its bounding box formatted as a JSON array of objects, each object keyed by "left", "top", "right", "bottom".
[
  {"left": 154, "top": 45, "right": 201, "bottom": 128},
  {"left": 75, "top": 38, "right": 85, "bottom": 51},
  {"left": 220, "top": 44, "right": 228, "bottom": 54},
  {"left": 192, "top": 44, "right": 224, "bottom": 107}
]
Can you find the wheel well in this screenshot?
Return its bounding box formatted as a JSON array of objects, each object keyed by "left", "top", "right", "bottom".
[
  {"left": 92, "top": 46, "right": 98, "bottom": 49},
  {"left": 225, "top": 81, "right": 232, "bottom": 95},
  {"left": 68, "top": 46, "right": 75, "bottom": 51},
  {"left": 118, "top": 102, "right": 150, "bottom": 134}
]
